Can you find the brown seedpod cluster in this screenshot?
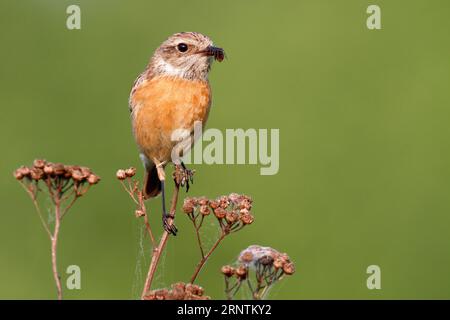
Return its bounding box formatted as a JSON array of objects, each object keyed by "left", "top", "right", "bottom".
[
  {"left": 183, "top": 193, "right": 256, "bottom": 285},
  {"left": 238, "top": 245, "right": 295, "bottom": 274},
  {"left": 143, "top": 282, "right": 210, "bottom": 300},
  {"left": 116, "top": 167, "right": 136, "bottom": 180},
  {"left": 15, "top": 159, "right": 100, "bottom": 187},
  {"left": 183, "top": 193, "right": 254, "bottom": 235},
  {"left": 222, "top": 245, "right": 295, "bottom": 300}
]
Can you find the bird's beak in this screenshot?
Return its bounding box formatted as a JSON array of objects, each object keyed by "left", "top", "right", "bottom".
[{"left": 203, "top": 46, "right": 225, "bottom": 62}]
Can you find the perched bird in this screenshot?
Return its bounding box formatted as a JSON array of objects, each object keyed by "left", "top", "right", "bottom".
[{"left": 129, "top": 32, "right": 224, "bottom": 235}]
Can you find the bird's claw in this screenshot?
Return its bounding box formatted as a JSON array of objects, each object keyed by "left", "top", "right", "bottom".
[
  {"left": 163, "top": 214, "right": 177, "bottom": 236},
  {"left": 173, "top": 164, "right": 195, "bottom": 192}
]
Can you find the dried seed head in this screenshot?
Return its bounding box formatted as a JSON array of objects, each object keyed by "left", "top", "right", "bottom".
[
  {"left": 228, "top": 193, "right": 240, "bottom": 203},
  {"left": 221, "top": 265, "right": 235, "bottom": 277},
  {"left": 145, "top": 282, "right": 209, "bottom": 300},
  {"left": 240, "top": 208, "right": 250, "bottom": 215},
  {"left": 143, "top": 292, "right": 156, "bottom": 300},
  {"left": 185, "top": 283, "right": 204, "bottom": 296},
  {"left": 259, "top": 255, "right": 274, "bottom": 266},
  {"left": 30, "top": 168, "right": 44, "bottom": 180},
  {"left": 273, "top": 258, "right": 284, "bottom": 269},
  {"left": 53, "top": 163, "right": 65, "bottom": 176},
  {"left": 199, "top": 205, "right": 210, "bottom": 216},
  {"left": 125, "top": 167, "right": 136, "bottom": 177},
  {"left": 64, "top": 172, "right": 73, "bottom": 179},
  {"left": 238, "top": 245, "right": 277, "bottom": 267},
  {"left": 33, "top": 159, "right": 46, "bottom": 169},
  {"left": 13, "top": 171, "right": 23, "bottom": 180},
  {"left": 283, "top": 262, "right": 295, "bottom": 275},
  {"left": 19, "top": 166, "right": 31, "bottom": 177},
  {"left": 279, "top": 253, "right": 290, "bottom": 264},
  {"left": 238, "top": 245, "right": 294, "bottom": 276},
  {"left": 15, "top": 166, "right": 31, "bottom": 181},
  {"left": 182, "top": 198, "right": 195, "bottom": 214},
  {"left": 209, "top": 200, "right": 219, "bottom": 209},
  {"left": 171, "top": 283, "right": 186, "bottom": 300},
  {"left": 240, "top": 213, "right": 254, "bottom": 225},
  {"left": 17, "top": 161, "right": 99, "bottom": 199},
  {"left": 225, "top": 211, "right": 239, "bottom": 224},
  {"left": 198, "top": 197, "right": 209, "bottom": 206},
  {"left": 14, "top": 167, "right": 29, "bottom": 180},
  {"left": 184, "top": 283, "right": 194, "bottom": 294},
  {"left": 80, "top": 167, "right": 91, "bottom": 179},
  {"left": 116, "top": 169, "right": 127, "bottom": 180},
  {"left": 240, "top": 251, "right": 254, "bottom": 264},
  {"left": 172, "top": 282, "right": 186, "bottom": 291},
  {"left": 154, "top": 289, "right": 169, "bottom": 300},
  {"left": 195, "top": 286, "right": 204, "bottom": 296},
  {"left": 64, "top": 165, "right": 75, "bottom": 179},
  {"left": 87, "top": 174, "right": 100, "bottom": 185},
  {"left": 71, "top": 169, "right": 84, "bottom": 182},
  {"left": 43, "top": 164, "right": 54, "bottom": 175},
  {"left": 240, "top": 198, "right": 252, "bottom": 210},
  {"left": 214, "top": 207, "right": 227, "bottom": 219},
  {"left": 236, "top": 265, "right": 248, "bottom": 279},
  {"left": 219, "top": 196, "right": 229, "bottom": 209}
]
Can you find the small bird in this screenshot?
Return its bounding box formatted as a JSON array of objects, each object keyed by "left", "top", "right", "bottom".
[{"left": 129, "top": 32, "right": 224, "bottom": 235}]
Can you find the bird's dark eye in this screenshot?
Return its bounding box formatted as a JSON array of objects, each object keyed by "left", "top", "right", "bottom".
[{"left": 177, "top": 43, "right": 188, "bottom": 52}]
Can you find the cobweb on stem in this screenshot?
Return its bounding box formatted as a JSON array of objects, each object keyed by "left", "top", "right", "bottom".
[{"left": 221, "top": 245, "right": 295, "bottom": 300}]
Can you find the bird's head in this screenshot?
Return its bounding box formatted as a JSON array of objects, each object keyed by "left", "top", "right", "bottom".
[{"left": 149, "top": 32, "right": 224, "bottom": 80}]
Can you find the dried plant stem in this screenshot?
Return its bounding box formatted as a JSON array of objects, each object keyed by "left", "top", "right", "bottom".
[
  {"left": 19, "top": 178, "right": 63, "bottom": 299},
  {"left": 19, "top": 181, "right": 52, "bottom": 239},
  {"left": 258, "top": 284, "right": 271, "bottom": 300},
  {"left": 52, "top": 198, "right": 62, "bottom": 300},
  {"left": 190, "top": 232, "right": 226, "bottom": 284},
  {"left": 193, "top": 216, "right": 205, "bottom": 258},
  {"left": 61, "top": 193, "right": 79, "bottom": 219},
  {"left": 120, "top": 178, "right": 156, "bottom": 247},
  {"left": 143, "top": 211, "right": 156, "bottom": 247},
  {"left": 141, "top": 183, "right": 180, "bottom": 299},
  {"left": 225, "top": 277, "right": 242, "bottom": 300},
  {"left": 120, "top": 180, "right": 139, "bottom": 205},
  {"left": 140, "top": 194, "right": 156, "bottom": 247}
]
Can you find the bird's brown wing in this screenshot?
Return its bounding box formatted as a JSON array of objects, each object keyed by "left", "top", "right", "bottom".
[{"left": 128, "top": 70, "right": 148, "bottom": 113}]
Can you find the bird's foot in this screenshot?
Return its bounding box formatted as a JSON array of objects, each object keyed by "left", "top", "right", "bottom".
[
  {"left": 173, "top": 163, "right": 195, "bottom": 192},
  {"left": 163, "top": 212, "right": 177, "bottom": 236}
]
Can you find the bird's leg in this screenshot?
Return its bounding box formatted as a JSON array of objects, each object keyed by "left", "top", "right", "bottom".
[
  {"left": 173, "top": 161, "right": 195, "bottom": 192},
  {"left": 155, "top": 161, "right": 177, "bottom": 236}
]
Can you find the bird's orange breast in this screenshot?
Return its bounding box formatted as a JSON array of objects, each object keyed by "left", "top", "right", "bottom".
[{"left": 131, "top": 76, "right": 211, "bottom": 162}]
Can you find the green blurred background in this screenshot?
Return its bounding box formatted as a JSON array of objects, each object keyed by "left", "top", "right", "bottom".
[{"left": 1, "top": 0, "right": 450, "bottom": 299}]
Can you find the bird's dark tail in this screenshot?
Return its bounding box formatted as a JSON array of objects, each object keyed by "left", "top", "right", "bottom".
[{"left": 143, "top": 165, "right": 162, "bottom": 200}]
